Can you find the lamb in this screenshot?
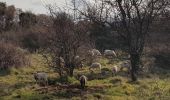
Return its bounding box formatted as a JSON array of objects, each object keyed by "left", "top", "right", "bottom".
[
  {"left": 89, "top": 62, "right": 102, "bottom": 72},
  {"left": 112, "top": 65, "right": 118, "bottom": 76},
  {"left": 34, "top": 72, "right": 48, "bottom": 86},
  {"left": 104, "top": 50, "right": 117, "bottom": 58},
  {"left": 79, "top": 75, "right": 87, "bottom": 89}
]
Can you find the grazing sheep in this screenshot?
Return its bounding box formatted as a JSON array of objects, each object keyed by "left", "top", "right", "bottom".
[
  {"left": 92, "top": 49, "right": 102, "bottom": 56},
  {"left": 87, "top": 49, "right": 102, "bottom": 57},
  {"left": 59, "top": 57, "right": 65, "bottom": 67},
  {"left": 34, "top": 72, "right": 48, "bottom": 86},
  {"left": 104, "top": 50, "right": 117, "bottom": 58},
  {"left": 74, "top": 56, "right": 85, "bottom": 69},
  {"left": 79, "top": 63, "right": 84, "bottom": 69},
  {"left": 87, "top": 50, "right": 95, "bottom": 57},
  {"left": 74, "top": 56, "right": 80, "bottom": 61},
  {"left": 112, "top": 66, "right": 118, "bottom": 76},
  {"left": 89, "top": 62, "right": 102, "bottom": 72},
  {"left": 120, "top": 60, "right": 131, "bottom": 74},
  {"left": 75, "top": 61, "right": 84, "bottom": 69},
  {"left": 79, "top": 75, "right": 87, "bottom": 89}
]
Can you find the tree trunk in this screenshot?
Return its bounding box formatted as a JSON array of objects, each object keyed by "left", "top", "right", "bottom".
[
  {"left": 68, "top": 63, "right": 74, "bottom": 77},
  {"left": 130, "top": 53, "right": 140, "bottom": 81},
  {"left": 69, "top": 68, "right": 74, "bottom": 77},
  {"left": 58, "top": 66, "right": 65, "bottom": 77}
]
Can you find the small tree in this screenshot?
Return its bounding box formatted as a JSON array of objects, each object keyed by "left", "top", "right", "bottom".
[{"left": 41, "top": 10, "right": 90, "bottom": 77}]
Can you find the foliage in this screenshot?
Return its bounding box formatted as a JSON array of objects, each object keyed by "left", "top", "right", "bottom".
[
  {"left": 19, "top": 11, "right": 37, "bottom": 28},
  {"left": 21, "top": 31, "right": 41, "bottom": 52},
  {"left": 0, "top": 2, "right": 6, "bottom": 15}
]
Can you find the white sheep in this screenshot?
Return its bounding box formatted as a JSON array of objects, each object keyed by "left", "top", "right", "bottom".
[
  {"left": 112, "top": 65, "right": 118, "bottom": 76},
  {"left": 92, "top": 49, "right": 102, "bottom": 56},
  {"left": 104, "top": 50, "right": 117, "bottom": 58},
  {"left": 34, "top": 72, "right": 48, "bottom": 86},
  {"left": 87, "top": 49, "right": 102, "bottom": 57},
  {"left": 59, "top": 57, "right": 65, "bottom": 67},
  {"left": 89, "top": 62, "right": 102, "bottom": 72},
  {"left": 87, "top": 50, "right": 95, "bottom": 57},
  {"left": 79, "top": 75, "right": 87, "bottom": 89},
  {"left": 74, "top": 56, "right": 80, "bottom": 61},
  {"left": 120, "top": 60, "right": 131, "bottom": 74},
  {"left": 74, "top": 56, "right": 84, "bottom": 69}
]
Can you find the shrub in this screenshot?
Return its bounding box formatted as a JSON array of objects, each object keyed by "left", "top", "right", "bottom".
[
  {"left": 21, "top": 32, "right": 40, "bottom": 52},
  {"left": 0, "top": 42, "right": 29, "bottom": 70}
]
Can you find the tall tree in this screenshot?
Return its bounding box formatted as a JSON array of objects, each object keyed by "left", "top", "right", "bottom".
[
  {"left": 19, "top": 11, "right": 37, "bottom": 28},
  {"left": 80, "top": 0, "right": 169, "bottom": 81},
  {"left": 5, "top": 5, "right": 16, "bottom": 30},
  {"left": 0, "top": 2, "right": 6, "bottom": 32}
]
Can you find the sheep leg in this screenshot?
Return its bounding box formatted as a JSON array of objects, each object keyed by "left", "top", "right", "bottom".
[{"left": 46, "top": 80, "right": 48, "bottom": 86}]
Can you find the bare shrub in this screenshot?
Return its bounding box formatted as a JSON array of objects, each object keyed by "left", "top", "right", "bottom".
[
  {"left": 0, "top": 41, "right": 29, "bottom": 70},
  {"left": 41, "top": 11, "right": 91, "bottom": 77}
]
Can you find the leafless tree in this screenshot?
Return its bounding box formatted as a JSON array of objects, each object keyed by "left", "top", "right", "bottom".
[
  {"left": 79, "top": 0, "right": 169, "bottom": 81},
  {"left": 41, "top": 7, "right": 90, "bottom": 77}
]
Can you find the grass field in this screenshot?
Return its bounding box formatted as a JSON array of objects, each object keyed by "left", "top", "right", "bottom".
[{"left": 0, "top": 54, "right": 170, "bottom": 100}]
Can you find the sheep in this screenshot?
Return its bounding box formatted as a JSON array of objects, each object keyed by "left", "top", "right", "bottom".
[
  {"left": 92, "top": 49, "right": 102, "bottom": 56},
  {"left": 112, "top": 66, "right": 118, "bottom": 76},
  {"left": 79, "top": 75, "right": 87, "bottom": 89},
  {"left": 89, "top": 62, "right": 102, "bottom": 72},
  {"left": 74, "top": 56, "right": 80, "bottom": 61},
  {"left": 120, "top": 60, "right": 131, "bottom": 74},
  {"left": 87, "top": 49, "right": 102, "bottom": 57},
  {"left": 73, "top": 56, "right": 85, "bottom": 69},
  {"left": 87, "top": 50, "right": 95, "bottom": 57},
  {"left": 59, "top": 57, "right": 65, "bottom": 67},
  {"left": 75, "top": 61, "right": 84, "bottom": 69},
  {"left": 104, "top": 50, "right": 117, "bottom": 58},
  {"left": 34, "top": 72, "right": 48, "bottom": 86},
  {"left": 79, "top": 62, "right": 84, "bottom": 69}
]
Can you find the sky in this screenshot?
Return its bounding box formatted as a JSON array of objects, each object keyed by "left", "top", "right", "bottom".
[{"left": 0, "top": 0, "right": 71, "bottom": 14}]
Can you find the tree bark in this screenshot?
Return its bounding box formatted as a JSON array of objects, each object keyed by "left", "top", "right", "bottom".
[
  {"left": 130, "top": 53, "right": 140, "bottom": 81},
  {"left": 69, "top": 68, "right": 74, "bottom": 77},
  {"left": 68, "top": 63, "right": 74, "bottom": 77}
]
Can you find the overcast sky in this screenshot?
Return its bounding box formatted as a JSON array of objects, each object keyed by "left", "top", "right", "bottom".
[{"left": 0, "top": 0, "right": 71, "bottom": 14}]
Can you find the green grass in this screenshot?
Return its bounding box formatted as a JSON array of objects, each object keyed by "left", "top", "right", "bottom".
[{"left": 0, "top": 54, "right": 170, "bottom": 100}]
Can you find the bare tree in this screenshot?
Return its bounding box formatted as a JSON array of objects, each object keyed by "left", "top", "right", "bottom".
[
  {"left": 79, "top": 0, "right": 169, "bottom": 81},
  {"left": 5, "top": 5, "right": 16, "bottom": 30},
  {"left": 0, "top": 2, "right": 6, "bottom": 32},
  {"left": 41, "top": 8, "right": 90, "bottom": 77}
]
